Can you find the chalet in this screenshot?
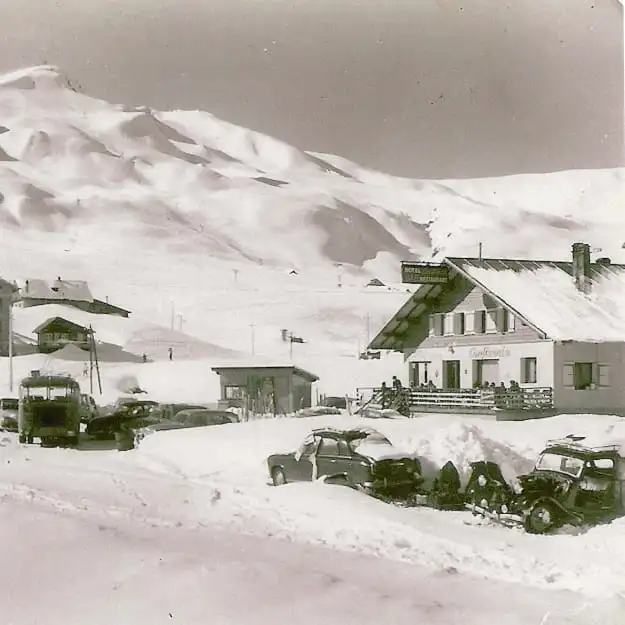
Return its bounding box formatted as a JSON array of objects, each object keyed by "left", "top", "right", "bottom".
[
  {"left": 18, "top": 278, "right": 131, "bottom": 318},
  {"left": 33, "top": 317, "right": 90, "bottom": 354},
  {"left": 368, "top": 243, "right": 625, "bottom": 417},
  {"left": 211, "top": 364, "right": 319, "bottom": 417}
]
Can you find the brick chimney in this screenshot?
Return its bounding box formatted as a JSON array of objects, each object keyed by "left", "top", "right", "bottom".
[{"left": 572, "top": 242, "right": 591, "bottom": 293}]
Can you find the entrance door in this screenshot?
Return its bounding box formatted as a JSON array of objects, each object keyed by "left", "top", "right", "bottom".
[
  {"left": 473, "top": 359, "right": 500, "bottom": 386},
  {"left": 442, "top": 360, "right": 461, "bottom": 389},
  {"left": 410, "top": 361, "right": 431, "bottom": 387}
]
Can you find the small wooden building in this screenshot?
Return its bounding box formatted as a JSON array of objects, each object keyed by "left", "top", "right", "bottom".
[
  {"left": 211, "top": 364, "right": 319, "bottom": 416},
  {"left": 33, "top": 317, "right": 90, "bottom": 354}
]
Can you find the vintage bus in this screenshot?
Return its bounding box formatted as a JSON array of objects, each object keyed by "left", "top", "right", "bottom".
[{"left": 18, "top": 371, "right": 82, "bottom": 446}]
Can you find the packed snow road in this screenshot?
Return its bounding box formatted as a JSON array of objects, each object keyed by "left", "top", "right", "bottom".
[{"left": 1, "top": 414, "right": 624, "bottom": 624}]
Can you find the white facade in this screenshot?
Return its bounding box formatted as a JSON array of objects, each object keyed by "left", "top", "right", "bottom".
[{"left": 407, "top": 340, "right": 555, "bottom": 390}]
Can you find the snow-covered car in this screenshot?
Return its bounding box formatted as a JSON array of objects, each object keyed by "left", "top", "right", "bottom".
[
  {"left": 295, "top": 406, "right": 341, "bottom": 418},
  {"left": 0, "top": 397, "right": 19, "bottom": 432},
  {"left": 267, "top": 426, "right": 423, "bottom": 497},
  {"left": 467, "top": 435, "right": 625, "bottom": 534},
  {"left": 357, "top": 405, "right": 407, "bottom": 420}
]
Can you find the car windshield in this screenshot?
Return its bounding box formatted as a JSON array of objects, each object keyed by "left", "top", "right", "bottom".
[{"left": 535, "top": 452, "right": 585, "bottom": 478}]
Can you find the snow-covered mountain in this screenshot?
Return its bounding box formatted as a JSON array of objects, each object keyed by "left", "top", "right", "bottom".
[{"left": 0, "top": 64, "right": 623, "bottom": 369}]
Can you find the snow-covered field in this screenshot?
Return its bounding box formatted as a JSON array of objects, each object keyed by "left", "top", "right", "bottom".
[{"left": 2, "top": 411, "right": 625, "bottom": 624}]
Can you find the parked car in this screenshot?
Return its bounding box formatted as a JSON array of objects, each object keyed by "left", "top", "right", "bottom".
[
  {"left": 267, "top": 426, "right": 423, "bottom": 498},
  {"left": 466, "top": 435, "right": 625, "bottom": 533},
  {"left": 86, "top": 400, "right": 162, "bottom": 439},
  {"left": 173, "top": 409, "right": 237, "bottom": 427},
  {"left": 0, "top": 397, "right": 19, "bottom": 432}
]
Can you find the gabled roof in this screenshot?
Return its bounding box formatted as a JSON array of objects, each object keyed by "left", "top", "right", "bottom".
[
  {"left": 32, "top": 316, "right": 90, "bottom": 334},
  {"left": 369, "top": 255, "right": 625, "bottom": 349},
  {"left": 20, "top": 278, "right": 93, "bottom": 303},
  {"left": 211, "top": 363, "right": 319, "bottom": 383}
]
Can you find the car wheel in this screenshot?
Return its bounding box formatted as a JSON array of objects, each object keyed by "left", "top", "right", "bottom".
[
  {"left": 524, "top": 501, "right": 558, "bottom": 534},
  {"left": 272, "top": 468, "right": 287, "bottom": 487}
]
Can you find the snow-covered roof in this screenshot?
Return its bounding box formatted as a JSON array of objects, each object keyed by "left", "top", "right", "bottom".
[
  {"left": 369, "top": 255, "right": 625, "bottom": 348},
  {"left": 19, "top": 278, "right": 94, "bottom": 303},
  {"left": 447, "top": 257, "right": 625, "bottom": 342}
]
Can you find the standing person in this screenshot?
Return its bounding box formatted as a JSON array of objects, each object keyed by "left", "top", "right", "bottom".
[
  {"left": 142, "top": 353, "right": 147, "bottom": 363},
  {"left": 380, "top": 381, "right": 390, "bottom": 409},
  {"left": 168, "top": 347, "right": 173, "bottom": 361}
]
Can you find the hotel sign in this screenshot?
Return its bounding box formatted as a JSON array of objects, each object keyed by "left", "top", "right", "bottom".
[{"left": 401, "top": 262, "right": 450, "bottom": 284}]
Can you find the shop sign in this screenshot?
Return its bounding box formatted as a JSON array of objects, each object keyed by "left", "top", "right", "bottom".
[
  {"left": 469, "top": 346, "right": 511, "bottom": 359},
  {"left": 401, "top": 262, "right": 450, "bottom": 284}
]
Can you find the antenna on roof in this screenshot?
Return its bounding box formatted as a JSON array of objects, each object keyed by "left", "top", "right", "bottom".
[{"left": 478, "top": 242, "right": 483, "bottom": 261}]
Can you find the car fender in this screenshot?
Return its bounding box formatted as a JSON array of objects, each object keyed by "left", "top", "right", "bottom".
[{"left": 524, "top": 495, "right": 581, "bottom": 524}]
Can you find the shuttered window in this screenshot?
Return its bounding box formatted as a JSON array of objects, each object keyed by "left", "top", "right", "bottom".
[
  {"left": 485, "top": 309, "right": 497, "bottom": 333},
  {"left": 474, "top": 310, "right": 486, "bottom": 334},
  {"left": 521, "top": 357, "right": 537, "bottom": 384},
  {"left": 430, "top": 314, "right": 445, "bottom": 336},
  {"left": 453, "top": 312, "right": 465, "bottom": 335},
  {"left": 507, "top": 311, "right": 516, "bottom": 332},
  {"left": 564, "top": 362, "right": 602, "bottom": 390},
  {"left": 495, "top": 308, "right": 509, "bottom": 333}
]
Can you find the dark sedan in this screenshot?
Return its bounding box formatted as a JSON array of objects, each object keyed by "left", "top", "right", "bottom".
[
  {"left": 267, "top": 426, "right": 423, "bottom": 497},
  {"left": 86, "top": 400, "right": 171, "bottom": 439},
  {"left": 173, "top": 409, "right": 237, "bottom": 427}
]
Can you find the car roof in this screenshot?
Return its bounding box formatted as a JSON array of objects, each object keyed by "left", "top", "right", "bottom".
[{"left": 311, "top": 426, "right": 385, "bottom": 440}]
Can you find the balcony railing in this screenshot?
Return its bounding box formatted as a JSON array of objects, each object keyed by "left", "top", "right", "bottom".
[{"left": 363, "top": 386, "right": 554, "bottom": 412}]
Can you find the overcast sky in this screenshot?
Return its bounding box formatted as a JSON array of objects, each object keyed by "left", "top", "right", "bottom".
[{"left": 1, "top": 0, "right": 622, "bottom": 178}]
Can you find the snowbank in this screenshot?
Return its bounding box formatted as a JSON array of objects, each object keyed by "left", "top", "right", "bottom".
[{"left": 133, "top": 411, "right": 625, "bottom": 598}]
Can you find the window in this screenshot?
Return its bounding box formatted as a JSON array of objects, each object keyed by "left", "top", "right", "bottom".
[
  {"left": 495, "top": 308, "right": 509, "bottom": 333},
  {"left": 429, "top": 314, "right": 445, "bottom": 337},
  {"left": 224, "top": 385, "right": 244, "bottom": 400},
  {"left": 520, "top": 357, "right": 537, "bottom": 384},
  {"left": 444, "top": 314, "right": 454, "bottom": 336},
  {"left": 485, "top": 309, "right": 497, "bottom": 333},
  {"left": 507, "top": 311, "right": 516, "bottom": 332},
  {"left": 318, "top": 438, "right": 339, "bottom": 456},
  {"left": 473, "top": 310, "right": 486, "bottom": 334},
  {"left": 453, "top": 312, "right": 465, "bottom": 335},
  {"left": 337, "top": 440, "right": 351, "bottom": 457},
  {"left": 563, "top": 362, "right": 596, "bottom": 390}
]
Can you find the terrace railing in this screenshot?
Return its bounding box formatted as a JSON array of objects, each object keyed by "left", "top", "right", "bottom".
[{"left": 364, "top": 386, "right": 554, "bottom": 413}]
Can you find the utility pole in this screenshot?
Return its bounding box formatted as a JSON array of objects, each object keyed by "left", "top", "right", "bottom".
[
  {"left": 178, "top": 314, "right": 184, "bottom": 332},
  {"left": 478, "top": 242, "right": 483, "bottom": 261},
  {"left": 250, "top": 323, "right": 255, "bottom": 355},
  {"left": 8, "top": 298, "right": 13, "bottom": 392},
  {"left": 366, "top": 311, "right": 371, "bottom": 346}
]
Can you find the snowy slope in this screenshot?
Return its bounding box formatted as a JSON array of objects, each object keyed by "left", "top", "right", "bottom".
[{"left": 0, "top": 63, "right": 623, "bottom": 396}]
